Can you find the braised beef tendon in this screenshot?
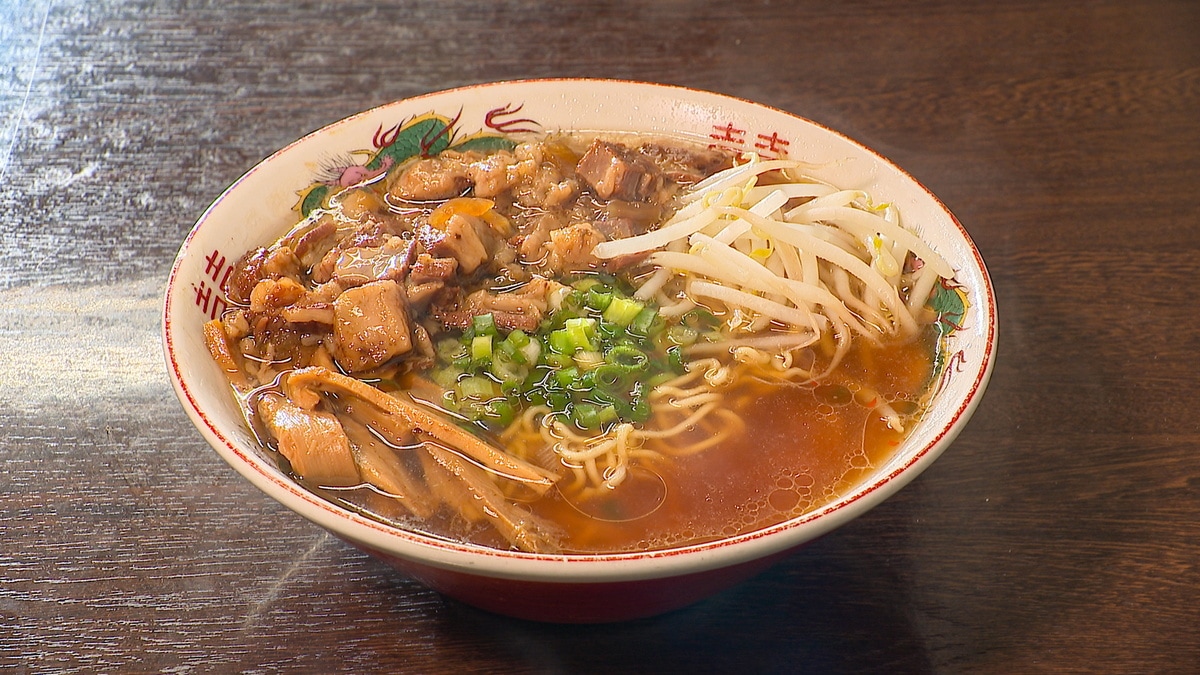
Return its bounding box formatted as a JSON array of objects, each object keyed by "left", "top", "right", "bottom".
[
  {"left": 574, "top": 139, "right": 665, "bottom": 202},
  {"left": 331, "top": 280, "right": 414, "bottom": 373}
]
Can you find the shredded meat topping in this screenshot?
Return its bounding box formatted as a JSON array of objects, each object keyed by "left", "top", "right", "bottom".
[{"left": 219, "top": 134, "right": 733, "bottom": 379}]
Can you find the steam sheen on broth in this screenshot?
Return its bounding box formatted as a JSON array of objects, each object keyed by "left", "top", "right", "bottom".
[{"left": 203, "top": 131, "right": 953, "bottom": 554}]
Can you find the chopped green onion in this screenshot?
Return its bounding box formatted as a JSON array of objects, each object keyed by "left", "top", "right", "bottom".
[
  {"left": 597, "top": 319, "right": 625, "bottom": 343},
  {"left": 543, "top": 350, "right": 572, "bottom": 368},
  {"left": 488, "top": 349, "right": 524, "bottom": 382},
  {"left": 573, "top": 350, "right": 604, "bottom": 371},
  {"left": 472, "top": 313, "right": 497, "bottom": 337},
  {"left": 586, "top": 288, "right": 613, "bottom": 311},
  {"left": 666, "top": 324, "right": 699, "bottom": 346},
  {"left": 571, "top": 277, "right": 603, "bottom": 293},
  {"left": 592, "top": 364, "right": 626, "bottom": 389},
  {"left": 431, "top": 365, "right": 463, "bottom": 389},
  {"left": 519, "top": 340, "right": 542, "bottom": 365},
  {"left": 547, "top": 391, "right": 571, "bottom": 410},
  {"left": 432, "top": 276, "right": 700, "bottom": 433},
  {"left": 683, "top": 308, "right": 721, "bottom": 329},
  {"left": 602, "top": 296, "right": 643, "bottom": 327},
  {"left": 547, "top": 329, "right": 573, "bottom": 354},
  {"left": 555, "top": 366, "right": 580, "bottom": 388},
  {"left": 499, "top": 377, "right": 525, "bottom": 395},
  {"left": 471, "top": 334, "right": 493, "bottom": 364},
  {"left": 565, "top": 317, "right": 598, "bottom": 352},
  {"left": 458, "top": 375, "right": 497, "bottom": 401},
  {"left": 628, "top": 307, "right": 659, "bottom": 336},
  {"left": 484, "top": 399, "right": 517, "bottom": 427},
  {"left": 667, "top": 345, "right": 686, "bottom": 373},
  {"left": 573, "top": 403, "right": 618, "bottom": 429},
  {"left": 606, "top": 344, "right": 649, "bottom": 371},
  {"left": 504, "top": 329, "right": 531, "bottom": 350},
  {"left": 628, "top": 395, "right": 651, "bottom": 423},
  {"left": 572, "top": 369, "right": 596, "bottom": 392}
]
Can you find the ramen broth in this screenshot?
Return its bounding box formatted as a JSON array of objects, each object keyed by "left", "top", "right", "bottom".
[{"left": 309, "top": 328, "right": 936, "bottom": 554}]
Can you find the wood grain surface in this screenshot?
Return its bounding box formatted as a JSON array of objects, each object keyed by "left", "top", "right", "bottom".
[{"left": 2, "top": 1, "right": 1198, "bottom": 672}]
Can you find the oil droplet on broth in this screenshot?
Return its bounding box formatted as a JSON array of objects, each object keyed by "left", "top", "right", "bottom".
[
  {"left": 561, "top": 467, "right": 667, "bottom": 523},
  {"left": 767, "top": 488, "right": 802, "bottom": 512}
]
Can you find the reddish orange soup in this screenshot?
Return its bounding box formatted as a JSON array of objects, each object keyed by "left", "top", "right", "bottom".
[{"left": 317, "top": 330, "right": 936, "bottom": 553}]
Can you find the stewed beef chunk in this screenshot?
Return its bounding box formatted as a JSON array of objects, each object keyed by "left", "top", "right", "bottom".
[
  {"left": 575, "top": 140, "right": 665, "bottom": 203},
  {"left": 332, "top": 280, "right": 414, "bottom": 373}
]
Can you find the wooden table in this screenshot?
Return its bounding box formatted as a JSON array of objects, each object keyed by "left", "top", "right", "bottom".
[{"left": 3, "top": 1, "right": 1197, "bottom": 671}]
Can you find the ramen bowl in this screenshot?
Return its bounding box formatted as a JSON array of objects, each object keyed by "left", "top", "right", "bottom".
[{"left": 163, "top": 79, "right": 996, "bottom": 623}]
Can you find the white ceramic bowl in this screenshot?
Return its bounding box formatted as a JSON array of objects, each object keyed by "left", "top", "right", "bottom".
[{"left": 163, "top": 79, "right": 996, "bottom": 623}]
